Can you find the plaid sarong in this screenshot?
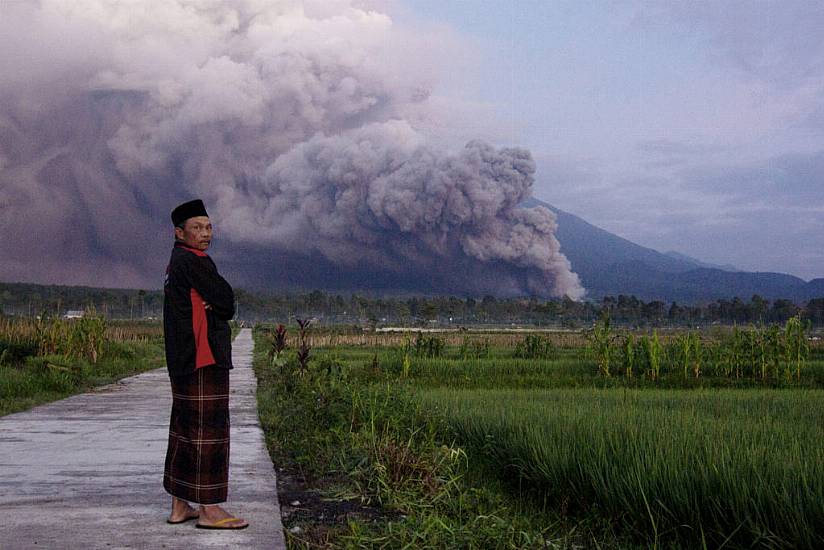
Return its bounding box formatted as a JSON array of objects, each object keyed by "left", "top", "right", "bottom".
[{"left": 163, "top": 366, "right": 230, "bottom": 504}]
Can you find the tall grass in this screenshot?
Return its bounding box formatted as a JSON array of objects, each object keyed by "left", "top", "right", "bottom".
[
  {"left": 1, "top": 316, "right": 165, "bottom": 416},
  {"left": 419, "top": 387, "right": 824, "bottom": 548},
  {"left": 1, "top": 310, "right": 106, "bottom": 363}
]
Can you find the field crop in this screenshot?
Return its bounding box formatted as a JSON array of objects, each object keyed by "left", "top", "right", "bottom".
[
  {"left": 300, "top": 328, "right": 592, "bottom": 350},
  {"left": 0, "top": 315, "right": 165, "bottom": 416},
  {"left": 254, "top": 322, "right": 824, "bottom": 548},
  {"left": 419, "top": 387, "right": 824, "bottom": 548}
]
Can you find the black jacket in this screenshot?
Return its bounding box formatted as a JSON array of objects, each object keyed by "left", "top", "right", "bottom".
[{"left": 163, "top": 241, "right": 235, "bottom": 377}]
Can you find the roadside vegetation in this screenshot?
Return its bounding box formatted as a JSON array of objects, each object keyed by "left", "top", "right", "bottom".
[
  {"left": 254, "top": 319, "right": 824, "bottom": 548},
  {"left": 254, "top": 325, "right": 584, "bottom": 549},
  {"left": 0, "top": 313, "right": 243, "bottom": 417},
  {"left": 0, "top": 312, "right": 165, "bottom": 416}
]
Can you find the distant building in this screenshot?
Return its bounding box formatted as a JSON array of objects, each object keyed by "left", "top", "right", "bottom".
[{"left": 63, "top": 310, "right": 84, "bottom": 319}]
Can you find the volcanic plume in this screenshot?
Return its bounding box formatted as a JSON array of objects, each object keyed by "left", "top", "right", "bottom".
[{"left": 0, "top": 0, "right": 584, "bottom": 299}]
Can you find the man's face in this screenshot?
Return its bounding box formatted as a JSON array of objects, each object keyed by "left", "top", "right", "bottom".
[{"left": 175, "top": 216, "right": 212, "bottom": 251}]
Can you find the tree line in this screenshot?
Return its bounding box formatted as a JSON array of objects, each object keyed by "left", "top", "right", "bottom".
[{"left": 1, "top": 282, "right": 823, "bottom": 327}]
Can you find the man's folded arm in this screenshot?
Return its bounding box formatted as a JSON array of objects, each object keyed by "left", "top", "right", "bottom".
[{"left": 183, "top": 256, "right": 236, "bottom": 320}]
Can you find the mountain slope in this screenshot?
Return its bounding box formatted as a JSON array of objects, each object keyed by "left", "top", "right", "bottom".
[
  {"left": 522, "top": 198, "right": 821, "bottom": 302},
  {"left": 663, "top": 251, "right": 739, "bottom": 272}
]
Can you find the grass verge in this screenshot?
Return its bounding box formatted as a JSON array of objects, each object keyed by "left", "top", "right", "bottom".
[
  {"left": 1, "top": 319, "right": 243, "bottom": 417},
  {"left": 0, "top": 338, "right": 165, "bottom": 416}
]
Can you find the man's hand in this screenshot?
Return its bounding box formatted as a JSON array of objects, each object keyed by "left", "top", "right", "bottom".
[{"left": 203, "top": 301, "right": 212, "bottom": 310}]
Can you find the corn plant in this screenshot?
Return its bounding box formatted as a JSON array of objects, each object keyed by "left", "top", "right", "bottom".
[
  {"left": 747, "top": 329, "right": 760, "bottom": 379},
  {"left": 640, "top": 331, "right": 662, "bottom": 381},
  {"left": 473, "top": 337, "right": 491, "bottom": 359},
  {"left": 401, "top": 352, "right": 411, "bottom": 378},
  {"left": 513, "top": 334, "right": 554, "bottom": 359},
  {"left": 689, "top": 331, "right": 702, "bottom": 378},
  {"left": 413, "top": 332, "right": 445, "bottom": 358},
  {"left": 458, "top": 337, "right": 490, "bottom": 360},
  {"left": 729, "top": 326, "right": 745, "bottom": 379},
  {"left": 676, "top": 332, "right": 692, "bottom": 379},
  {"left": 784, "top": 315, "right": 810, "bottom": 382},
  {"left": 622, "top": 334, "right": 635, "bottom": 378},
  {"left": 754, "top": 326, "right": 768, "bottom": 381},
  {"left": 458, "top": 337, "right": 470, "bottom": 360},
  {"left": 395, "top": 338, "right": 413, "bottom": 377},
  {"left": 34, "top": 311, "right": 61, "bottom": 356},
  {"left": 588, "top": 311, "right": 617, "bottom": 377},
  {"left": 75, "top": 307, "right": 106, "bottom": 363},
  {"left": 765, "top": 325, "right": 782, "bottom": 381},
  {"left": 29, "top": 308, "right": 107, "bottom": 363}
]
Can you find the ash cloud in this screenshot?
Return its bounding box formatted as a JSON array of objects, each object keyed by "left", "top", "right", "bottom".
[{"left": 0, "top": 0, "right": 583, "bottom": 299}]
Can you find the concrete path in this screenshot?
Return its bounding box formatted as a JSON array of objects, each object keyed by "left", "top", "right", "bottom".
[{"left": 0, "top": 328, "right": 286, "bottom": 549}]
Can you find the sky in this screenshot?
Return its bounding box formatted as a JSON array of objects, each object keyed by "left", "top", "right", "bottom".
[{"left": 391, "top": 0, "right": 824, "bottom": 280}]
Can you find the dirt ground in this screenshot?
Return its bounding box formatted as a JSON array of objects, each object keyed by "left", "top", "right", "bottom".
[{"left": 277, "top": 466, "right": 398, "bottom": 547}]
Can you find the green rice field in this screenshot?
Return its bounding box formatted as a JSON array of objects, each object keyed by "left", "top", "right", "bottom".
[
  {"left": 419, "top": 387, "right": 824, "bottom": 548},
  {"left": 255, "top": 323, "right": 824, "bottom": 548}
]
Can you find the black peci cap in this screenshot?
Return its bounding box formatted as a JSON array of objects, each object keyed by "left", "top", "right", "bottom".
[{"left": 171, "top": 199, "right": 209, "bottom": 227}]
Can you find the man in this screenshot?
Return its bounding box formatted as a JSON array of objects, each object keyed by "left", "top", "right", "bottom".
[{"left": 162, "top": 199, "right": 248, "bottom": 529}]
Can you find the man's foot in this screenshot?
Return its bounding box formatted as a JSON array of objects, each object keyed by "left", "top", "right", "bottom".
[
  {"left": 167, "top": 498, "right": 200, "bottom": 524},
  {"left": 196, "top": 504, "right": 249, "bottom": 529}
]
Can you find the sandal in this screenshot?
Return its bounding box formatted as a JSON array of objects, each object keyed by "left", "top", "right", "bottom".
[{"left": 196, "top": 517, "right": 249, "bottom": 530}]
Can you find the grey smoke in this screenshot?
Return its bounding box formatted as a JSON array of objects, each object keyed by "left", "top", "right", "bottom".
[{"left": 0, "top": 0, "right": 584, "bottom": 299}]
